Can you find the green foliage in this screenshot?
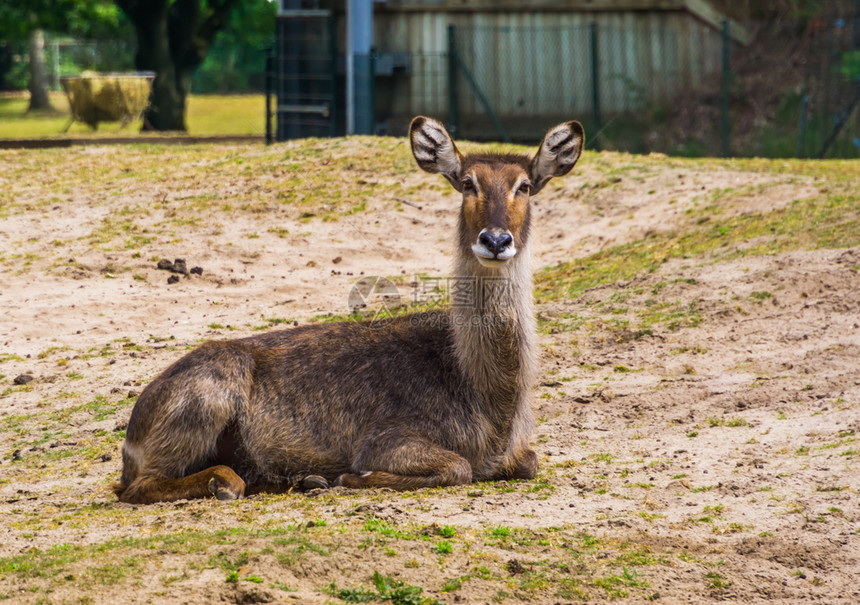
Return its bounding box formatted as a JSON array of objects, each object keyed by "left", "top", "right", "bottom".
[
  {"left": 434, "top": 541, "right": 453, "bottom": 555},
  {"left": 0, "top": 1, "right": 125, "bottom": 39},
  {"left": 192, "top": 0, "right": 275, "bottom": 93},
  {"left": 334, "top": 571, "right": 442, "bottom": 605},
  {"left": 840, "top": 50, "right": 860, "bottom": 81}
]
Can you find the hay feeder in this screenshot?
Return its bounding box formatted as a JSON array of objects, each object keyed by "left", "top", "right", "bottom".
[{"left": 60, "top": 71, "right": 155, "bottom": 131}]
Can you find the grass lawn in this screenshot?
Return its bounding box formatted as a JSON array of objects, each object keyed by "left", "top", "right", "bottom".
[{"left": 0, "top": 91, "right": 265, "bottom": 139}]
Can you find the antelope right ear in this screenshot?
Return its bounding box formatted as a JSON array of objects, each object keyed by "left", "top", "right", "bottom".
[
  {"left": 529, "top": 121, "right": 585, "bottom": 195},
  {"left": 409, "top": 116, "right": 464, "bottom": 191}
]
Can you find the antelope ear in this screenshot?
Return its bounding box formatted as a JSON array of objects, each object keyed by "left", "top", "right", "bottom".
[
  {"left": 529, "top": 121, "right": 584, "bottom": 195},
  {"left": 409, "top": 116, "right": 464, "bottom": 192}
]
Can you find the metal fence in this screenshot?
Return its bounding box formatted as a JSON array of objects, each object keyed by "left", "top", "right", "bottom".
[
  {"left": 6, "top": 7, "right": 858, "bottom": 159},
  {"left": 799, "top": 0, "right": 860, "bottom": 158},
  {"left": 11, "top": 36, "right": 269, "bottom": 96},
  {"left": 331, "top": 14, "right": 858, "bottom": 159},
  {"left": 309, "top": 21, "right": 730, "bottom": 153},
  {"left": 446, "top": 22, "right": 727, "bottom": 150}
]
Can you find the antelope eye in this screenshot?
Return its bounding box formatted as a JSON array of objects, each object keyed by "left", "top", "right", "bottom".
[
  {"left": 518, "top": 181, "right": 531, "bottom": 195},
  {"left": 461, "top": 178, "right": 476, "bottom": 193}
]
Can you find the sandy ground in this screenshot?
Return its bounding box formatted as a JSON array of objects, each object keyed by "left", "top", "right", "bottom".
[{"left": 0, "top": 140, "right": 858, "bottom": 603}]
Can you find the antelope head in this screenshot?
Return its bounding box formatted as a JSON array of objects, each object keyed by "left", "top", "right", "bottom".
[{"left": 410, "top": 117, "right": 584, "bottom": 268}]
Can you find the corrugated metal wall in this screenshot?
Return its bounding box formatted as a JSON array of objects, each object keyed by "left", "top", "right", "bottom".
[{"left": 371, "top": 8, "right": 726, "bottom": 139}]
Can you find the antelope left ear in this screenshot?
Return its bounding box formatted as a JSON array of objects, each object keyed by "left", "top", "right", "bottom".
[
  {"left": 529, "top": 121, "right": 584, "bottom": 195},
  {"left": 409, "top": 116, "right": 465, "bottom": 191}
]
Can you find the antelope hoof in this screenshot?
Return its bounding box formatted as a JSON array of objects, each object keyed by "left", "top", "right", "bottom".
[
  {"left": 333, "top": 473, "right": 368, "bottom": 488},
  {"left": 207, "top": 467, "right": 245, "bottom": 501},
  {"left": 301, "top": 475, "right": 329, "bottom": 490}
]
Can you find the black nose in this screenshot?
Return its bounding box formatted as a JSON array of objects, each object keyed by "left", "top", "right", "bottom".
[{"left": 478, "top": 231, "right": 513, "bottom": 256}]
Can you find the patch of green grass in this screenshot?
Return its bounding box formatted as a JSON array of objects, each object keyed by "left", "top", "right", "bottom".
[
  {"left": 689, "top": 486, "right": 715, "bottom": 496},
  {"left": 331, "top": 571, "right": 443, "bottom": 605},
  {"left": 186, "top": 94, "right": 265, "bottom": 136},
  {"left": 707, "top": 417, "right": 749, "bottom": 428},
  {"left": 589, "top": 566, "right": 648, "bottom": 599},
  {"left": 361, "top": 518, "right": 418, "bottom": 542},
  {"left": 590, "top": 452, "right": 615, "bottom": 464},
  {"left": 537, "top": 193, "right": 860, "bottom": 301},
  {"left": 434, "top": 540, "right": 453, "bottom": 555},
  {"left": 706, "top": 571, "right": 730, "bottom": 590}
]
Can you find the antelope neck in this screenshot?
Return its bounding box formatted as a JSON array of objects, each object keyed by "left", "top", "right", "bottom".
[{"left": 450, "top": 245, "right": 536, "bottom": 405}]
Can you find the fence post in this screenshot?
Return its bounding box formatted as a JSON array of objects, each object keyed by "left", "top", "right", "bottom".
[
  {"left": 798, "top": 92, "right": 809, "bottom": 158},
  {"left": 590, "top": 22, "right": 602, "bottom": 151},
  {"left": 447, "top": 24, "right": 459, "bottom": 137},
  {"left": 265, "top": 47, "right": 274, "bottom": 145},
  {"left": 721, "top": 18, "right": 731, "bottom": 157},
  {"left": 370, "top": 49, "right": 376, "bottom": 135},
  {"left": 329, "top": 12, "right": 338, "bottom": 137},
  {"left": 51, "top": 38, "right": 60, "bottom": 91}
]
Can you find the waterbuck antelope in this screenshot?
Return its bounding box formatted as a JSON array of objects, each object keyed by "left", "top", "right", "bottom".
[{"left": 114, "top": 117, "right": 584, "bottom": 503}]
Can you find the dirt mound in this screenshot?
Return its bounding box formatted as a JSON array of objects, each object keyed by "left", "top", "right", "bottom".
[{"left": 0, "top": 141, "right": 857, "bottom": 603}]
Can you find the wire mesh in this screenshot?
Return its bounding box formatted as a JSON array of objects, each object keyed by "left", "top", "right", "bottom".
[
  {"left": 367, "top": 52, "right": 448, "bottom": 137},
  {"left": 448, "top": 22, "right": 727, "bottom": 146},
  {"left": 274, "top": 13, "right": 337, "bottom": 139},
  {"left": 800, "top": 0, "right": 860, "bottom": 158}
]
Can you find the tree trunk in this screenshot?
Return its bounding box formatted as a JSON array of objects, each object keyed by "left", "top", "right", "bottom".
[
  {"left": 131, "top": 9, "right": 186, "bottom": 131},
  {"left": 27, "top": 29, "right": 54, "bottom": 112},
  {"left": 117, "top": 0, "right": 240, "bottom": 132}
]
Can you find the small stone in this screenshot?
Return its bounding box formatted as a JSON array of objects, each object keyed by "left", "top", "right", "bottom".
[
  {"left": 100, "top": 453, "right": 112, "bottom": 462},
  {"left": 157, "top": 259, "right": 174, "bottom": 271},
  {"left": 172, "top": 259, "right": 188, "bottom": 275},
  {"left": 190, "top": 266, "right": 203, "bottom": 275},
  {"left": 167, "top": 275, "right": 180, "bottom": 285},
  {"left": 332, "top": 256, "right": 342, "bottom": 264},
  {"left": 13, "top": 374, "right": 34, "bottom": 385}
]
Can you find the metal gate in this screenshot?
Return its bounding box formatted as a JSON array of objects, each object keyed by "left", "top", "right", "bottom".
[{"left": 273, "top": 9, "right": 337, "bottom": 141}]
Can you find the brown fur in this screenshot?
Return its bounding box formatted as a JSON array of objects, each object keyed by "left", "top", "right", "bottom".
[{"left": 114, "top": 117, "right": 584, "bottom": 504}]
